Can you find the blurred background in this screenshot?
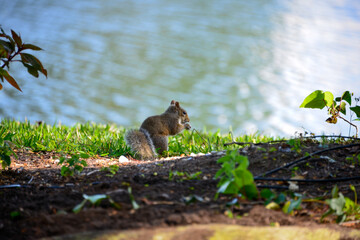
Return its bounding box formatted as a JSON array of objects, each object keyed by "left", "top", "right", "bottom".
[{"left": 0, "top": 0, "right": 359, "bottom": 137}]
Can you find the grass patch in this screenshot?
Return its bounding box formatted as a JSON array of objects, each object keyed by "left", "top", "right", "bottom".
[
  {"left": 1, "top": 119, "right": 279, "bottom": 158},
  {"left": 1, "top": 119, "right": 128, "bottom": 157}
]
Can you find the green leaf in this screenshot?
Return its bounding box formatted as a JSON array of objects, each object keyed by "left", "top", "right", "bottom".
[
  {"left": 261, "top": 189, "right": 276, "bottom": 204},
  {"left": 0, "top": 68, "right": 22, "bottom": 92},
  {"left": 0, "top": 154, "right": 11, "bottom": 168},
  {"left": 341, "top": 91, "right": 352, "bottom": 105},
  {"left": 73, "top": 199, "right": 87, "bottom": 214},
  {"left": 74, "top": 165, "right": 83, "bottom": 172},
  {"left": 260, "top": 189, "right": 275, "bottom": 200},
  {"left": 324, "top": 91, "right": 334, "bottom": 107},
  {"left": 20, "top": 53, "right": 47, "bottom": 77},
  {"left": 331, "top": 185, "right": 339, "bottom": 198},
  {"left": 83, "top": 194, "right": 108, "bottom": 205},
  {"left": 80, "top": 153, "right": 90, "bottom": 159},
  {"left": 275, "top": 193, "right": 287, "bottom": 204},
  {"left": 338, "top": 102, "right": 346, "bottom": 115},
  {"left": 22, "top": 62, "right": 39, "bottom": 77},
  {"left": 299, "top": 90, "right": 333, "bottom": 109},
  {"left": 80, "top": 160, "right": 88, "bottom": 166},
  {"left": 22, "top": 43, "right": 42, "bottom": 51},
  {"left": 60, "top": 166, "right": 73, "bottom": 177},
  {"left": 128, "top": 187, "right": 140, "bottom": 210},
  {"left": 0, "top": 44, "right": 7, "bottom": 58},
  {"left": 234, "top": 169, "right": 254, "bottom": 186},
  {"left": 0, "top": 39, "right": 14, "bottom": 53},
  {"left": 217, "top": 155, "right": 231, "bottom": 164},
  {"left": 242, "top": 184, "right": 258, "bottom": 200},
  {"left": 217, "top": 180, "right": 238, "bottom": 195},
  {"left": 11, "top": 30, "right": 22, "bottom": 47},
  {"left": 350, "top": 106, "right": 360, "bottom": 118},
  {"left": 10, "top": 211, "right": 21, "bottom": 219},
  {"left": 349, "top": 184, "right": 357, "bottom": 204},
  {"left": 326, "top": 193, "right": 346, "bottom": 215},
  {"left": 183, "top": 194, "right": 204, "bottom": 205},
  {"left": 286, "top": 197, "right": 302, "bottom": 214},
  {"left": 236, "top": 155, "right": 249, "bottom": 170}
]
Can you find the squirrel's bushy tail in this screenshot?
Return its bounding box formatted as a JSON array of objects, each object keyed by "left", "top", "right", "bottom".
[{"left": 125, "top": 128, "right": 157, "bottom": 160}]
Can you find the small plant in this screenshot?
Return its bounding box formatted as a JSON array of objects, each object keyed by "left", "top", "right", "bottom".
[
  {"left": 0, "top": 128, "right": 16, "bottom": 169},
  {"left": 345, "top": 154, "right": 360, "bottom": 166},
  {"left": 287, "top": 138, "right": 302, "bottom": 154},
  {"left": 127, "top": 187, "right": 140, "bottom": 210},
  {"left": 73, "top": 194, "right": 121, "bottom": 213},
  {"left": 321, "top": 185, "right": 360, "bottom": 223},
  {"left": 100, "top": 164, "right": 119, "bottom": 177},
  {"left": 214, "top": 150, "right": 258, "bottom": 200},
  {"left": 261, "top": 189, "right": 302, "bottom": 215},
  {"left": 0, "top": 27, "right": 47, "bottom": 91},
  {"left": 168, "top": 170, "right": 202, "bottom": 182},
  {"left": 58, "top": 153, "right": 89, "bottom": 177},
  {"left": 300, "top": 90, "right": 360, "bottom": 136},
  {"left": 182, "top": 194, "right": 204, "bottom": 205}
]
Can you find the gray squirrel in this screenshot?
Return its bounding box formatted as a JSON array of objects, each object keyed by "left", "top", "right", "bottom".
[{"left": 125, "top": 100, "right": 191, "bottom": 159}]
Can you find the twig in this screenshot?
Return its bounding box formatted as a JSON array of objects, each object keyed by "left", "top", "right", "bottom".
[
  {"left": 339, "top": 115, "right": 358, "bottom": 137},
  {"left": 193, "top": 128, "right": 211, "bottom": 150}
]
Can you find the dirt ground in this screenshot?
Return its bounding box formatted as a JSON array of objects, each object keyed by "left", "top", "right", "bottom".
[{"left": 1, "top": 139, "right": 360, "bottom": 239}]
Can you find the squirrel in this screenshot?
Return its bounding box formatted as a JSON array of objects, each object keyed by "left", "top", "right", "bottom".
[{"left": 125, "top": 100, "right": 191, "bottom": 160}]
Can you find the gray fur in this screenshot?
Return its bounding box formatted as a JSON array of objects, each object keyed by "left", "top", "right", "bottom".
[{"left": 125, "top": 129, "right": 157, "bottom": 160}]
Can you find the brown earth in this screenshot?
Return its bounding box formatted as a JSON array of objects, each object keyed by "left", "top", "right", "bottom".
[{"left": 1, "top": 140, "right": 360, "bottom": 239}]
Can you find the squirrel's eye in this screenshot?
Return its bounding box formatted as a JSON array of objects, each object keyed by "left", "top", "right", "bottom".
[{"left": 183, "top": 111, "right": 187, "bottom": 115}]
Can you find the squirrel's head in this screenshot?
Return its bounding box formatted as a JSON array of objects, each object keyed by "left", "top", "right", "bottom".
[{"left": 168, "top": 100, "right": 190, "bottom": 123}]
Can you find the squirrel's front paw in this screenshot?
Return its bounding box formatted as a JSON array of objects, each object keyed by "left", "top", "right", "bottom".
[{"left": 184, "top": 122, "right": 191, "bottom": 130}]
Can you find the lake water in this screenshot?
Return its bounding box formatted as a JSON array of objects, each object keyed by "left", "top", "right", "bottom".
[{"left": 1, "top": 0, "right": 360, "bottom": 137}]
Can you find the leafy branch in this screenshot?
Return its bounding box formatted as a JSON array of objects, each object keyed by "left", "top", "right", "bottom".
[
  {"left": 0, "top": 27, "right": 47, "bottom": 92},
  {"left": 300, "top": 90, "right": 360, "bottom": 137}
]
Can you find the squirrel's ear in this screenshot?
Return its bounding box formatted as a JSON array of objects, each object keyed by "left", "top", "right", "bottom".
[
  {"left": 175, "top": 101, "right": 180, "bottom": 108},
  {"left": 170, "top": 100, "right": 175, "bottom": 105}
]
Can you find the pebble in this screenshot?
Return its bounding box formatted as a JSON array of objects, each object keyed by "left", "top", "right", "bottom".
[
  {"left": 45, "top": 164, "right": 51, "bottom": 168},
  {"left": 119, "top": 155, "right": 130, "bottom": 163},
  {"left": 54, "top": 159, "right": 60, "bottom": 164}
]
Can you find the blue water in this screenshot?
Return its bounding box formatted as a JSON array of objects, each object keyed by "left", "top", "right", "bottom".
[{"left": 1, "top": 0, "right": 360, "bottom": 136}]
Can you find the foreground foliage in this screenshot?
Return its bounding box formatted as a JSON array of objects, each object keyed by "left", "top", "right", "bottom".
[
  {"left": 300, "top": 90, "right": 360, "bottom": 136},
  {"left": 0, "top": 27, "right": 47, "bottom": 91},
  {"left": 215, "top": 150, "right": 258, "bottom": 200}
]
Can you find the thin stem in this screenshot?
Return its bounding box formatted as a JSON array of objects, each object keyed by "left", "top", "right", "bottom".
[
  {"left": 339, "top": 115, "right": 358, "bottom": 137},
  {"left": 1, "top": 47, "right": 23, "bottom": 69}
]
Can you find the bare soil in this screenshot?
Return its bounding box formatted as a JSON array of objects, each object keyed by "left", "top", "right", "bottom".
[{"left": 1, "top": 140, "right": 360, "bottom": 239}]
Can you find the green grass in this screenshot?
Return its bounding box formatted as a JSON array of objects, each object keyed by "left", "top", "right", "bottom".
[{"left": 1, "top": 119, "right": 279, "bottom": 157}]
